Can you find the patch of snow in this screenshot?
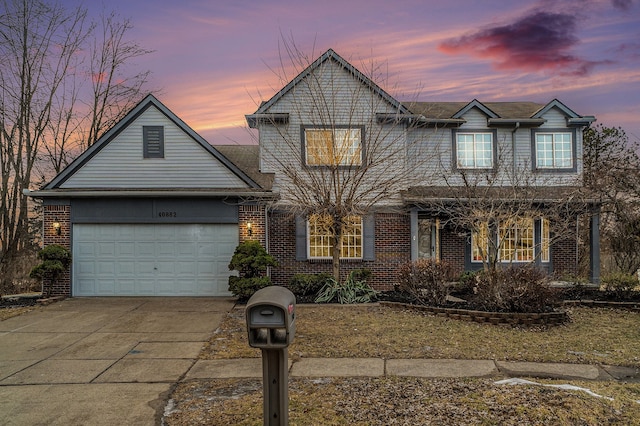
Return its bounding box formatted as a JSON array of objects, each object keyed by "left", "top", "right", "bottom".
[{"left": 494, "top": 378, "right": 614, "bottom": 401}]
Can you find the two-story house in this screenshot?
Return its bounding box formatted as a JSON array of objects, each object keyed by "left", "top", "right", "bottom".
[
  {"left": 246, "top": 49, "right": 599, "bottom": 290},
  {"left": 29, "top": 48, "right": 599, "bottom": 297}
]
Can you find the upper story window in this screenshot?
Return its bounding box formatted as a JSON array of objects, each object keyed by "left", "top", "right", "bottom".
[
  {"left": 533, "top": 130, "right": 575, "bottom": 170},
  {"left": 454, "top": 131, "right": 495, "bottom": 169},
  {"left": 303, "top": 126, "right": 362, "bottom": 166},
  {"left": 308, "top": 214, "right": 363, "bottom": 259},
  {"left": 143, "top": 126, "right": 164, "bottom": 158}
]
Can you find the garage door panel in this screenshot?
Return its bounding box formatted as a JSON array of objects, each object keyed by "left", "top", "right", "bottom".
[{"left": 73, "top": 224, "right": 238, "bottom": 296}]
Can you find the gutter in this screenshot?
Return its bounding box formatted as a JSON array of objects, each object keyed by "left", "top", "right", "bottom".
[{"left": 23, "top": 188, "right": 277, "bottom": 199}]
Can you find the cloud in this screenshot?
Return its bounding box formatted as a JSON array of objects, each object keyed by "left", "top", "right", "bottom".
[
  {"left": 438, "top": 10, "right": 609, "bottom": 76},
  {"left": 611, "top": 0, "right": 633, "bottom": 10}
]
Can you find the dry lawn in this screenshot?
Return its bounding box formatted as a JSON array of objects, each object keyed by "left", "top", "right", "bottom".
[
  {"left": 166, "top": 304, "right": 640, "bottom": 425},
  {"left": 201, "top": 304, "right": 640, "bottom": 367}
]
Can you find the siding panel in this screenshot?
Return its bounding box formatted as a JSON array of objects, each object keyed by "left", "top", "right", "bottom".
[{"left": 61, "top": 107, "right": 248, "bottom": 189}]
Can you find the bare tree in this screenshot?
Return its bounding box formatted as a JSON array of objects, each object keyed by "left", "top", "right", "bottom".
[
  {"left": 584, "top": 125, "right": 640, "bottom": 274},
  {"left": 251, "top": 41, "right": 432, "bottom": 280},
  {"left": 0, "top": 0, "right": 152, "bottom": 291},
  {"left": 411, "top": 138, "right": 590, "bottom": 275},
  {"left": 0, "top": 0, "right": 90, "bottom": 289}
]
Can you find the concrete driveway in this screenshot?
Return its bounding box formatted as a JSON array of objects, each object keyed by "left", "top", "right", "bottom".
[{"left": 0, "top": 297, "right": 235, "bottom": 425}]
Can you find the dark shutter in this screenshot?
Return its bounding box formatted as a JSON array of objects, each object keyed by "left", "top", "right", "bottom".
[
  {"left": 363, "top": 213, "right": 375, "bottom": 260},
  {"left": 295, "top": 215, "right": 307, "bottom": 260},
  {"left": 143, "top": 126, "right": 164, "bottom": 158}
]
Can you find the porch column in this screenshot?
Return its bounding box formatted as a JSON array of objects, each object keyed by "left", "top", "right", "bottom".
[
  {"left": 589, "top": 208, "right": 601, "bottom": 284},
  {"left": 410, "top": 208, "right": 418, "bottom": 261}
]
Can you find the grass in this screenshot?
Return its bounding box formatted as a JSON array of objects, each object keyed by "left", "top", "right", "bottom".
[
  {"left": 167, "top": 377, "right": 640, "bottom": 425},
  {"left": 201, "top": 304, "right": 640, "bottom": 367}
]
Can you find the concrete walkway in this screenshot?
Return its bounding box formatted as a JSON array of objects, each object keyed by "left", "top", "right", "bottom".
[
  {"left": 0, "top": 297, "right": 235, "bottom": 426},
  {"left": 187, "top": 356, "right": 640, "bottom": 382}
]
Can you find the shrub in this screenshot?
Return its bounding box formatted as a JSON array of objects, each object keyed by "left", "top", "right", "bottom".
[
  {"left": 228, "top": 276, "right": 272, "bottom": 300},
  {"left": 472, "top": 266, "right": 559, "bottom": 313},
  {"left": 396, "top": 259, "right": 453, "bottom": 306},
  {"left": 315, "top": 271, "right": 378, "bottom": 304},
  {"left": 227, "top": 240, "right": 277, "bottom": 299},
  {"left": 602, "top": 273, "right": 639, "bottom": 300},
  {"left": 288, "top": 273, "right": 332, "bottom": 297},
  {"left": 29, "top": 244, "right": 71, "bottom": 297},
  {"left": 350, "top": 268, "right": 372, "bottom": 283}
]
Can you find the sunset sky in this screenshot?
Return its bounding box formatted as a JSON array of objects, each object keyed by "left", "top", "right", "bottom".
[{"left": 79, "top": 0, "right": 639, "bottom": 145}]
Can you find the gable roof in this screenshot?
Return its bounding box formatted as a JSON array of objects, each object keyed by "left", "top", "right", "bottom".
[
  {"left": 403, "top": 101, "right": 546, "bottom": 120},
  {"left": 44, "top": 94, "right": 262, "bottom": 190},
  {"left": 246, "top": 48, "right": 411, "bottom": 127}
]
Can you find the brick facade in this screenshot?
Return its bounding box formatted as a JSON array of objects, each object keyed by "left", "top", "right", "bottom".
[
  {"left": 268, "top": 211, "right": 411, "bottom": 291},
  {"left": 439, "top": 225, "right": 467, "bottom": 276},
  {"left": 42, "top": 204, "right": 71, "bottom": 297},
  {"left": 238, "top": 204, "right": 267, "bottom": 245},
  {"left": 552, "top": 234, "right": 578, "bottom": 278}
]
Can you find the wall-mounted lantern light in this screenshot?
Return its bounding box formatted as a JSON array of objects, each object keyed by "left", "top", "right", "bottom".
[
  {"left": 52, "top": 220, "right": 61, "bottom": 235},
  {"left": 247, "top": 222, "right": 253, "bottom": 236}
]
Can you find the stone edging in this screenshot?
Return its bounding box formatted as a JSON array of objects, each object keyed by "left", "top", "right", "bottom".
[
  {"left": 379, "top": 301, "right": 568, "bottom": 326},
  {"left": 562, "top": 300, "right": 640, "bottom": 310}
]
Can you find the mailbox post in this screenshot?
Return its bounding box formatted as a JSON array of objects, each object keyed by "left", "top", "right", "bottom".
[{"left": 246, "top": 286, "right": 296, "bottom": 426}]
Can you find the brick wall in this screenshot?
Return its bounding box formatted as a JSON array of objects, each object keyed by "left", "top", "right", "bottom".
[
  {"left": 440, "top": 225, "right": 466, "bottom": 276},
  {"left": 268, "top": 211, "right": 411, "bottom": 291},
  {"left": 42, "top": 204, "right": 71, "bottom": 297},
  {"left": 238, "top": 204, "right": 266, "bottom": 245},
  {"left": 552, "top": 234, "right": 578, "bottom": 278}
]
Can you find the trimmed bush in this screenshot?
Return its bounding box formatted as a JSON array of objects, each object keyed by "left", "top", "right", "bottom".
[
  {"left": 227, "top": 240, "right": 277, "bottom": 300},
  {"left": 602, "top": 273, "right": 639, "bottom": 300},
  {"left": 315, "top": 271, "right": 378, "bottom": 304},
  {"left": 288, "top": 273, "right": 332, "bottom": 297},
  {"left": 472, "top": 266, "right": 559, "bottom": 313},
  {"left": 228, "top": 276, "right": 272, "bottom": 300},
  {"left": 396, "top": 259, "right": 453, "bottom": 307},
  {"left": 29, "top": 244, "right": 71, "bottom": 297}
]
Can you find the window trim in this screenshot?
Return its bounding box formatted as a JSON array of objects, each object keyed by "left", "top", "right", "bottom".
[
  {"left": 452, "top": 129, "right": 497, "bottom": 171},
  {"left": 143, "top": 126, "right": 164, "bottom": 159},
  {"left": 307, "top": 214, "right": 363, "bottom": 260},
  {"left": 531, "top": 128, "right": 577, "bottom": 172},
  {"left": 301, "top": 125, "right": 365, "bottom": 167}
]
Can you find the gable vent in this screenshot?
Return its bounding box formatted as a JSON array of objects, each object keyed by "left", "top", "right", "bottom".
[{"left": 143, "top": 126, "right": 164, "bottom": 158}]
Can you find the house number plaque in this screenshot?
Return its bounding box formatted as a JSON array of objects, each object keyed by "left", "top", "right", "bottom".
[{"left": 158, "top": 211, "right": 177, "bottom": 217}]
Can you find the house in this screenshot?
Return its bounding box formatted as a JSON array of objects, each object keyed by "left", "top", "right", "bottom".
[
  {"left": 28, "top": 49, "right": 600, "bottom": 297},
  {"left": 245, "top": 49, "right": 600, "bottom": 290}
]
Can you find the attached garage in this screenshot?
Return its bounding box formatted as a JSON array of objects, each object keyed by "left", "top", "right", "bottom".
[
  {"left": 73, "top": 223, "right": 238, "bottom": 296},
  {"left": 27, "top": 95, "right": 272, "bottom": 298}
]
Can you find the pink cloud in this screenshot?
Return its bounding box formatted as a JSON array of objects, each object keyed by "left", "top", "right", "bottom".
[{"left": 438, "top": 11, "right": 611, "bottom": 76}]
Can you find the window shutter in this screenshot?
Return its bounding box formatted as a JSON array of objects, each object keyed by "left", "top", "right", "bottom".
[
  {"left": 143, "top": 126, "right": 164, "bottom": 158},
  {"left": 363, "top": 213, "right": 375, "bottom": 260},
  {"left": 295, "top": 215, "right": 307, "bottom": 260}
]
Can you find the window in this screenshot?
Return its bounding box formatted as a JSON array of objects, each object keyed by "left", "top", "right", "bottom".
[
  {"left": 471, "top": 222, "right": 489, "bottom": 262},
  {"left": 143, "top": 126, "right": 164, "bottom": 158},
  {"left": 304, "top": 127, "right": 362, "bottom": 166},
  {"left": 534, "top": 131, "right": 573, "bottom": 169},
  {"left": 499, "top": 218, "right": 535, "bottom": 262},
  {"left": 471, "top": 217, "right": 550, "bottom": 263},
  {"left": 455, "top": 132, "right": 494, "bottom": 169},
  {"left": 308, "top": 214, "right": 362, "bottom": 259}
]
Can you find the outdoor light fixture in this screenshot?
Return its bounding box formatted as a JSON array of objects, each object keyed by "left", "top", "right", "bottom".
[
  {"left": 52, "top": 220, "right": 61, "bottom": 235},
  {"left": 247, "top": 222, "right": 253, "bottom": 236}
]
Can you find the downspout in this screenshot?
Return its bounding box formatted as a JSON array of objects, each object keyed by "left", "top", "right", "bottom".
[{"left": 511, "top": 122, "right": 520, "bottom": 176}]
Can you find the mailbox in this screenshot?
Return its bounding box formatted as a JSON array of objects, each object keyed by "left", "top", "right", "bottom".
[{"left": 246, "top": 286, "right": 296, "bottom": 349}]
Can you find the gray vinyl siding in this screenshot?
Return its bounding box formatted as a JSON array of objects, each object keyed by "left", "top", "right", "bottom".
[
  {"left": 61, "top": 107, "right": 248, "bottom": 189},
  {"left": 257, "top": 59, "right": 405, "bottom": 205}
]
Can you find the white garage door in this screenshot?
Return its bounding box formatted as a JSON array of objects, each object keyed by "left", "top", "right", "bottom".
[{"left": 73, "top": 224, "right": 238, "bottom": 296}]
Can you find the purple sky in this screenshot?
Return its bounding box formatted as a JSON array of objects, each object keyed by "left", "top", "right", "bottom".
[{"left": 79, "top": 0, "right": 640, "bottom": 145}]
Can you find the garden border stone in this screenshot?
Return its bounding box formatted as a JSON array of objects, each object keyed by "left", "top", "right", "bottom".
[{"left": 379, "top": 301, "right": 568, "bottom": 326}]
